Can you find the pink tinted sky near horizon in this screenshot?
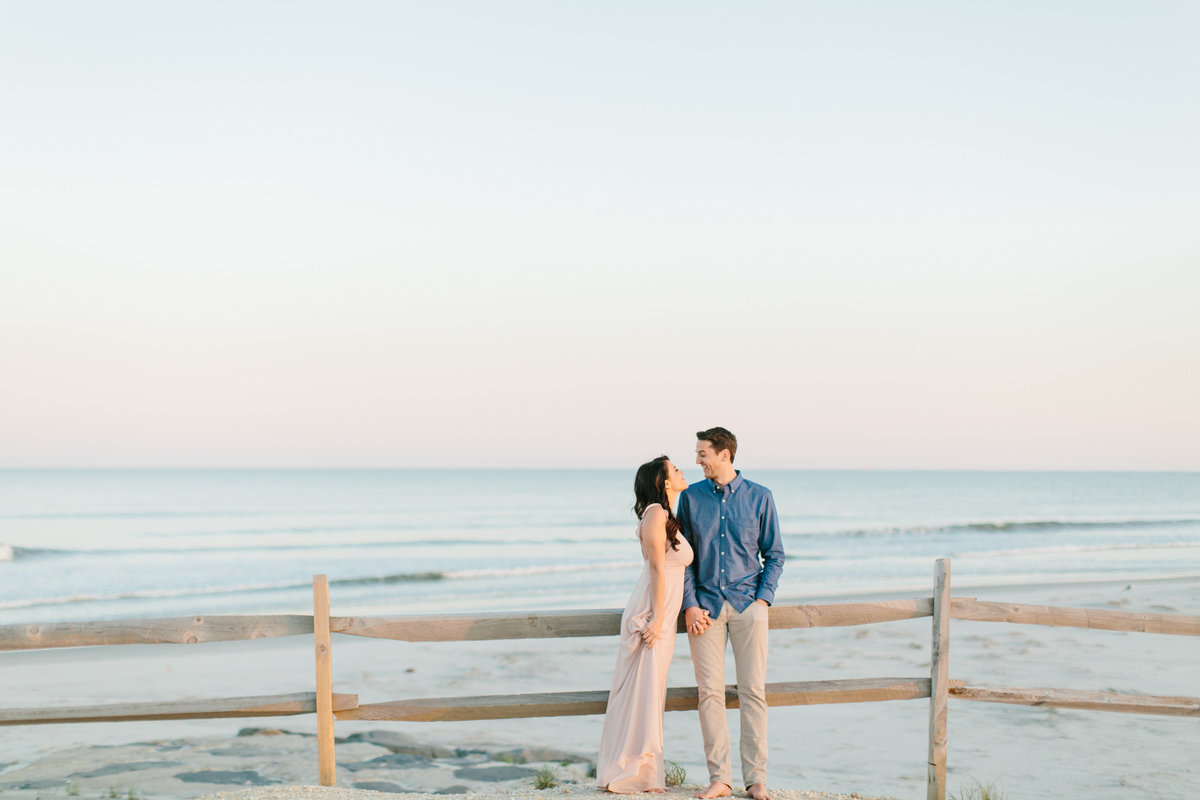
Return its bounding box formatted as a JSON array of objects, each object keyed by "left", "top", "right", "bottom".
[{"left": 1, "top": 2, "right": 1197, "bottom": 470}]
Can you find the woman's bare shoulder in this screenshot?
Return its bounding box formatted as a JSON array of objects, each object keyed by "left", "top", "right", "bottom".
[{"left": 640, "top": 503, "right": 667, "bottom": 521}]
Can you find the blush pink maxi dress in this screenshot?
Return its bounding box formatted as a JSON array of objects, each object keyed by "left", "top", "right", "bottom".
[{"left": 596, "top": 514, "right": 694, "bottom": 793}]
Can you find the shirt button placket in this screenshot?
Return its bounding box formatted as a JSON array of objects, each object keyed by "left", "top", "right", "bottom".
[{"left": 719, "top": 506, "right": 725, "bottom": 588}]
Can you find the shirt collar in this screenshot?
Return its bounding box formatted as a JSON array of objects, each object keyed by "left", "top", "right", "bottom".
[{"left": 710, "top": 470, "right": 744, "bottom": 495}]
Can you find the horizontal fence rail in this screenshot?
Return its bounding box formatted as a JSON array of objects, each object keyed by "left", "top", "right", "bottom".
[
  {"left": 329, "top": 598, "right": 936, "bottom": 642},
  {"left": 335, "top": 677, "right": 953, "bottom": 723},
  {"left": 8, "top": 597, "right": 1197, "bottom": 652},
  {"left": 0, "top": 615, "right": 315, "bottom": 651},
  {"left": 950, "top": 598, "right": 1200, "bottom": 635},
  {"left": 949, "top": 685, "right": 1200, "bottom": 717},
  {"left": 0, "top": 691, "right": 359, "bottom": 726}
]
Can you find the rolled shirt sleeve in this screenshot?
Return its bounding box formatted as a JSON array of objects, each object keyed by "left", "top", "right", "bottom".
[{"left": 755, "top": 490, "right": 784, "bottom": 605}]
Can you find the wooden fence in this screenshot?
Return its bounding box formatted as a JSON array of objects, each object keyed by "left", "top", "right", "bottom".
[{"left": 2, "top": 558, "right": 1198, "bottom": 800}]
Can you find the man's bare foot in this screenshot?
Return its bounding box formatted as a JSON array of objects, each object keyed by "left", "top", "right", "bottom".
[
  {"left": 746, "top": 783, "right": 771, "bottom": 800},
  {"left": 646, "top": 789, "right": 666, "bottom": 794},
  {"left": 695, "top": 782, "right": 732, "bottom": 799}
]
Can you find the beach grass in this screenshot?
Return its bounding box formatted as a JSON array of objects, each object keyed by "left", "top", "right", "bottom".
[
  {"left": 531, "top": 765, "right": 560, "bottom": 790},
  {"left": 951, "top": 778, "right": 1005, "bottom": 800}
]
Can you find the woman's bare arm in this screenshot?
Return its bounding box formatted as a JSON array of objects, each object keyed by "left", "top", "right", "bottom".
[{"left": 640, "top": 504, "right": 669, "bottom": 646}]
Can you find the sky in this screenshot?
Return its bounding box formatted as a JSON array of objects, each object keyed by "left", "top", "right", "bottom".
[{"left": 2, "top": 1, "right": 1198, "bottom": 470}]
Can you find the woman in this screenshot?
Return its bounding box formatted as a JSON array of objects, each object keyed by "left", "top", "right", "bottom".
[{"left": 597, "top": 456, "right": 693, "bottom": 793}]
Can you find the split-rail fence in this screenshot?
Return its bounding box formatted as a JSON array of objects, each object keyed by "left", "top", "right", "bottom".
[{"left": 2, "top": 559, "right": 1198, "bottom": 800}]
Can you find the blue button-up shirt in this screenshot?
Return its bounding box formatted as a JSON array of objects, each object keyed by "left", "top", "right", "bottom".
[{"left": 679, "top": 472, "right": 784, "bottom": 617}]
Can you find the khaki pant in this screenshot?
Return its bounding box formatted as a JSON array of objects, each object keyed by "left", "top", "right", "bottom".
[{"left": 688, "top": 600, "right": 769, "bottom": 788}]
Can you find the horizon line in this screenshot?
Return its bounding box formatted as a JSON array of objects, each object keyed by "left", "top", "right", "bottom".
[{"left": 2, "top": 466, "right": 1198, "bottom": 474}]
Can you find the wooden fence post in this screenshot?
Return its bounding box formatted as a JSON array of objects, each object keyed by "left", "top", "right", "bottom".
[
  {"left": 927, "top": 558, "right": 950, "bottom": 800},
  {"left": 313, "top": 575, "right": 336, "bottom": 786}
]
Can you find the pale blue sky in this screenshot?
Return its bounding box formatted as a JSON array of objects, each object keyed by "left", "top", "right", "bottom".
[{"left": 2, "top": 2, "right": 1198, "bottom": 469}]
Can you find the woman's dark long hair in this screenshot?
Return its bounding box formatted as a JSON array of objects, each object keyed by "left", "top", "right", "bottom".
[{"left": 633, "top": 455, "right": 682, "bottom": 551}]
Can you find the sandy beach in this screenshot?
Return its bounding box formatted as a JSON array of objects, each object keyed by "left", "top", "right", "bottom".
[
  {"left": 187, "top": 785, "right": 896, "bottom": 800},
  {"left": 2, "top": 578, "right": 1198, "bottom": 800},
  {"left": 0, "top": 727, "right": 897, "bottom": 800}
]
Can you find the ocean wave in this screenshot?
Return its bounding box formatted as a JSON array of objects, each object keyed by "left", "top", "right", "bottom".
[
  {"left": 0, "top": 511, "right": 284, "bottom": 520},
  {"left": 0, "top": 571, "right": 452, "bottom": 611},
  {"left": 964, "top": 540, "right": 1200, "bottom": 559},
  {"left": 0, "top": 578, "right": 316, "bottom": 611},
  {"left": 0, "top": 536, "right": 634, "bottom": 563},
  {"left": 328, "top": 572, "right": 446, "bottom": 587},
  {"left": 0, "top": 561, "right": 641, "bottom": 611},
  {"left": 947, "top": 518, "right": 1200, "bottom": 533},
  {"left": 445, "top": 561, "right": 640, "bottom": 580},
  {"left": 0, "top": 544, "right": 59, "bottom": 562},
  {"left": 2, "top": 512, "right": 629, "bottom": 528},
  {"left": 795, "top": 517, "right": 1200, "bottom": 539},
  {"left": 326, "top": 561, "right": 639, "bottom": 587}
]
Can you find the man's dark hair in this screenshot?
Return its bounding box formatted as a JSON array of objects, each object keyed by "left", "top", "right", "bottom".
[
  {"left": 633, "top": 455, "right": 682, "bottom": 550},
  {"left": 696, "top": 427, "right": 737, "bottom": 464}
]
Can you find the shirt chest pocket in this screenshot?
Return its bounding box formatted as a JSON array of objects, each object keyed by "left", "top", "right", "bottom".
[{"left": 726, "top": 511, "right": 759, "bottom": 541}]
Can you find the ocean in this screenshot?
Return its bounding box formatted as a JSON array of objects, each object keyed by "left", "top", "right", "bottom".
[{"left": 3, "top": 469, "right": 1198, "bottom": 623}]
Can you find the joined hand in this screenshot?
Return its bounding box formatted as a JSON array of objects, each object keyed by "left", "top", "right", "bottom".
[{"left": 685, "top": 606, "right": 711, "bottom": 636}]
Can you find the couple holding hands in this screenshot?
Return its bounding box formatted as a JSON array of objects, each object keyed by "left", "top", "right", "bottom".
[{"left": 597, "top": 427, "right": 785, "bottom": 799}]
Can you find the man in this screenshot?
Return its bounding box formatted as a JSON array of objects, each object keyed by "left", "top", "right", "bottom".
[{"left": 678, "top": 427, "right": 784, "bottom": 800}]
